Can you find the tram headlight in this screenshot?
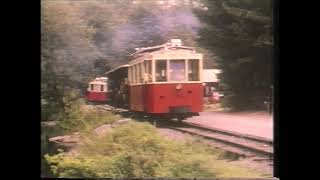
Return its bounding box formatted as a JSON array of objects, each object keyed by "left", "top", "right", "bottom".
[{"left": 176, "top": 84, "right": 182, "bottom": 90}]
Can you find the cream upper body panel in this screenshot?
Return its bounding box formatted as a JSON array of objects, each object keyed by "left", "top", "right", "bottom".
[{"left": 127, "top": 39, "right": 203, "bottom": 86}]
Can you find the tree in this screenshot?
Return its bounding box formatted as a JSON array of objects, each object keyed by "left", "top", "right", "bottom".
[
  {"left": 41, "top": 0, "right": 100, "bottom": 120},
  {"left": 195, "top": 0, "right": 273, "bottom": 110}
]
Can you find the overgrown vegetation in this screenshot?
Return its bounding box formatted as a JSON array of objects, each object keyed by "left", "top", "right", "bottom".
[
  {"left": 42, "top": 88, "right": 119, "bottom": 134},
  {"left": 56, "top": 98, "right": 118, "bottom": 134},
  {"left": 45, "top": 122, "right": 261, "bottom": 178},
  {"left": 41, "top": 94, "right": 120, "bottom": 177}
]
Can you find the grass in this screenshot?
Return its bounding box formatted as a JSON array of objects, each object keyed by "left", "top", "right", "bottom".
[
  {"left": 42, "top": 99, "right": 269, "bottom": 178},
  {"left": 44, "top": 120, "right": 267, "bottom": 178},
  {"left": 180, "top": 137, "right": 266, "bottom": 178},
  {"left": 210, "top": 160, "right": 263, "bottom": 178}
]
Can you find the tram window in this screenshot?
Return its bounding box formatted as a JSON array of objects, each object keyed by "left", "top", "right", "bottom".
[
  {"left": 136, "top": 64, "right": 139, "bottom": 83},
  {"left": 131, "top": 66, "right": 134, "bottom": 84},
  {"left": 136, "top": 64, "right": 139, "bottom": 84},
  {"left": 131, "top": 66, "right": 135, "bottom": 84},
  {"left": 139, "top": 63, "right": 144, "bottom": 83},
  {"left": 133, "top": 65, "right": 137, "bottom": 84},
  {"left": 90, "top": 84, "right": 94, "bottom": 91},
  {"left": 156, "top": 60, "right": 167, "bottom": 82},
  {"left": 131, "top": 67, "right": 133, "bottom": 84},
  {"left": 169, "top": 59, "right": 186, "bottom": 81},
  {"left": 100, "top": 85, "right": 104, "bottom": 91},
  {"left": 91, "top": 84, "right": 100, "bottom": 91},
  {"left": 135, "top": 64, "right": 139, "bottom": 84},
  {"left": 144, "top": 60, "right": 152, "bottom": 83},
  {"left": 128, "top": 67, "right": 131, "bottom": 84},
  {"left": 188, "top": 59, "right": 199, "bottom": 81}
]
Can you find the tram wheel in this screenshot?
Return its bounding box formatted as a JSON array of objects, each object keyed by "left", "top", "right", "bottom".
[{"left": 177, "top": 115, "right": 185, "bottom": 122}]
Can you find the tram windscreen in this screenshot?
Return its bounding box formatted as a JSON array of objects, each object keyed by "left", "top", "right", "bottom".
[
  {"left": 188, "top": 59, "right": 199, "bottom": 81},
  {"left": 156, "top": 60, "right": 167, "bottom": 82},
  {"left": 91, "top": 84, "right": 101, "bottom": 91},
  {"left": 169, "top": 60, "right": 186, "bottom": 81}
]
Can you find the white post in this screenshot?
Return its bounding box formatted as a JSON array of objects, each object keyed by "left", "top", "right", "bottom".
[
  {"left": 185, "top": 59, "right": 188, "bottom": 81},
  {"left": 199, "top": 55, "right": 203, "bottom": 82}
]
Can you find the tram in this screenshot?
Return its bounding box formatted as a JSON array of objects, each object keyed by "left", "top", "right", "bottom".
[
  {"left": 126, "top": 39, "right": 203, "bottom": 120},
  {"left": 86, "top": 77, "right": 108, "bottom": 103}
]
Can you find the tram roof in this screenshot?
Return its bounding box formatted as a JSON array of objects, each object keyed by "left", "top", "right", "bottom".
[
  {"left": 105, "top": 64, "right": 129, "bottom": 75},
  {"left": 130, "top": 39, "right": 196, "bottom": 57},
  {"left": 89, "top": 80, "right": 107, "bottom": 85}
]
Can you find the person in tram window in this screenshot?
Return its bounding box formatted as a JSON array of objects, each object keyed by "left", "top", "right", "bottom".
[
  {"left": 170, "top": 70, "right": 185, "bottom": 81},
  {"left": 143, "top": 73, "right": 148, "bottom": 83},
  {"left": 156, "top": 70, "right": 166, "bottom": 82}
]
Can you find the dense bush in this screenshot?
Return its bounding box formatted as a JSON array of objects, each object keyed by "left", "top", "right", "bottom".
[
  {"left": 42, "top": 89, "right": 117, "bottom": 133},
  {"left": 55, "top": 99, "right": 118, "bottom": 133},
  {"left": 45, "top": 122, "right": 218, "bottom": 178}
]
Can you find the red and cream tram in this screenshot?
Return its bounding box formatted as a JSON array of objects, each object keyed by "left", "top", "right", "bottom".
[
  {"left": 86, "top": 77, "right": 108, "bottom": 103},
  {"left": 127, "top": 39, "right": 203, "bottom": 120}
]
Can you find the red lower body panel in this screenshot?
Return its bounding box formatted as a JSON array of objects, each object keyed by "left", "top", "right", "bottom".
[
  {"left": 86, "top": 91, "right": 107, "bottom": 102},
  {"left": 129, "top": 83, "right": 203, "bottom": 114}
]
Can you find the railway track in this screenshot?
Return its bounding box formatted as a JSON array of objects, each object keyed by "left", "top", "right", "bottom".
[
  {"left": 93, "top": 104, "right": 130, "bottom": 113},
  {"left": 183, "top": 121, "right": 273, "bottom": 145},
  {"left": 91, "top": 104, "right": 273, "bottom": 159},
  {"left": 166, "top": 124, "right": 272, "bottom": 158}
]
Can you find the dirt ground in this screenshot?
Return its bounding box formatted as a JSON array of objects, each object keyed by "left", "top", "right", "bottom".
[
  {"left": 203, "top": 103, "right": 225, "bottom": 112},
  {"left": 186, "top": 110, "right": 273, "bottom": 140}
]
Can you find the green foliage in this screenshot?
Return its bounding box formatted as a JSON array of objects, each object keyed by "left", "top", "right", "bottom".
[
  {"left": 196, "top": 0, "right": 273, "bottom": 110},
  {"left": 55, "top": 98, "right": 118, "bottom": 133},
  {"left": 45, "top": 153, "right": 98, "bottom": 178},
  {"left": 45, "top": 122, "right": 218, "bottom": 178},
  {"left": 41, "top": 93, "right": 119, "bottom": 176}
]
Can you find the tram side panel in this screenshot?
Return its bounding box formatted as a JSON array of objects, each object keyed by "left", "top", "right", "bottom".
[
  {"left": 128, "top": 83, "right": 203, "bottom": 114},
  {"left": 87, "top": 91, "right": 107, "bottom": 102},
  {"left": 147, "top": 83, "right": 203, "bottom": 114}
]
